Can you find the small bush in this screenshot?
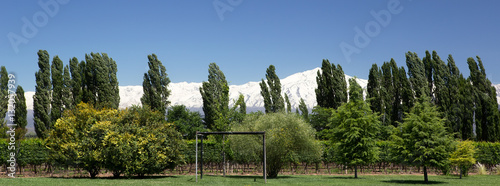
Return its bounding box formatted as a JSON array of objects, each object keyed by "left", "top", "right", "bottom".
[{"left": 475, "top": 163, "right": 488, "bottom": 175}]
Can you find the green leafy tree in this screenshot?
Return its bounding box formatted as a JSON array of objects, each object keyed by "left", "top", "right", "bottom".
[
  {"left": 166, "top": 105, "right": 205, "bottom": 139},
  {"left": 260, "top": 65, "right": 285, "bottom": 113},
  {"left": 141, "top": 54, "right": 171, "bottom": 115},
  {"left": 14, "top": 86, "right": 27, "bottom": 138},
  {"left": 230, "top": 112, "right": 322, "bottom": 178},
  {"left": 450, "top": 140, "right": 476, "bottom": 178},
  {"left": 46, "top": 103, "right": 118, "bottom": 178},
  {"left": 34, "top": 50, "right": 52, "bottom": 139},
  {"left": 104, "top": 105, "right": 185, "bottom": 177},
  {"left": 315, "top": 59, "right": 347, "bottom": 109},
  {"left": 200, "top": 63, "right": 229, "bottom": 131},
  {"left": 51, "top": 56, "right": 64, "bottom": 124},
  {"left": 310, "top": 106, "right": 334, "bottom": 140},
  {"left": 229, "top": 94, "right": 246, "bottom": 124},
  {"left": 391, "top": 95, "right": 454, "bottom": 184},
  {"left": 62, "top": 66, "right": 72, "bottom": 109},
  {"left": 329, "top": 78, "right": 381, "bottom": 178}
]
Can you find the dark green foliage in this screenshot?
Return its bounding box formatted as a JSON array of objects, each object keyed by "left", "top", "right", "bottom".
[
  {"left": 329, "top": 78, "right": 381, "bottom": 178},
  {"left": 200, "top": 63, "right": 229, "bottom": 131},
  {"left": 51, "top": 55, "right": 64, "bottom": 124},
  {"left": 310, "top": 106, "right": 334, "bottom": 140},
  {"left": 62, "top": 66, "right": 72, "bottom": 109},
  {"left": 391, "top": 95, "right": 454, "bottom": 183},
  {"left": 14, "top": 86, "right": 27, "bottom": 137},
  {"left": 406, "top": 51, "right": 429, "bottom": 98},
  {"left": 0, "top": 66, "right": 8, "bottom": 122},
  {"left": 82, "top": 53, "right": 120, "bottom": 109},
  {"left": 34, "top": 50, "right": 52, "bottom": 139},
  {"left": 474, "top": 141, "right": 500, "bottom": 166},
  {"left": 367, "top": 64, "right": 383, "bottom": 114},
  {"left": 69, "top": 57, "right": 83, "bottom": 106},
  {"left": 167, "top": 105, "right": 205, "bottom": 139},
  {"left": 141, "top": 54, "right": 171, "bottom": 115},
  {"left": 468, "top": 56, "right": 500, "bottom": 142},
  {"left": 315, "top": 59, "right": 347, "bottom": 109},
  {"left": 260, "top": 65, "right": 285, "bottom": 113}
]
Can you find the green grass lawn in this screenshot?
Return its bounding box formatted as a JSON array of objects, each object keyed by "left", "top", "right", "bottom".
[{"left": 1, "top": 174, "right": 499, "bottom": 186}]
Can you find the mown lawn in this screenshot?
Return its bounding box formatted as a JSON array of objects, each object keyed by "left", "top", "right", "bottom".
[{"left": 1, "top": 174, "right": 499, "bottom": 185}]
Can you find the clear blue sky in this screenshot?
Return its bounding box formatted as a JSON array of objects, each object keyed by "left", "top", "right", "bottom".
[{"left": 1, "top": 0, "right": 499, "bottom": 92}]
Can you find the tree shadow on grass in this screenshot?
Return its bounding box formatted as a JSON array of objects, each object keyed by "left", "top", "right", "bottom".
[
  {"left": 213, "top": 175, "right": 293, "bottom": 180},
  {"left": 382, "top": 180, "right": 447, "bottom": 185},
  {"left": 49, "top": 175, "right": 177, "bottom": 180},
  {"left": 324, "top": 176, "right": 365, "bottom": 180}
]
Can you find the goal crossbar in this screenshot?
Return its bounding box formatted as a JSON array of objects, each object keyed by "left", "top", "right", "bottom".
[{"left": 195, "top": 131, "right": 266, "bottom": 183}]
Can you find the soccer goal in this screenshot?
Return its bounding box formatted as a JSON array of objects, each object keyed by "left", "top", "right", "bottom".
[{"left": 195, "top": 131, "right": 266, "bottom": 183}]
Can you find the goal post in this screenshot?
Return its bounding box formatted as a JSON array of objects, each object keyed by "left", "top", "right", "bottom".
[{"left": 195, "top": 131, "right": 266, "bottom": 183}]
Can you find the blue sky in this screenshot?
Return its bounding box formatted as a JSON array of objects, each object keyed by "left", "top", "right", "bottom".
[{"left": 1, "top": 0, "right": 499, "bottom": 91}]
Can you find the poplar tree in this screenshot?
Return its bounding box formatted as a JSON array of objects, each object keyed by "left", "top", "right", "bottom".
[
  {"left": 51, "top": 56, "right": 64, "bottom": 124},
  {"left": 315, "top": 59, "right": 347, "bottom": 109},
  {"left": 298, "top": 98, "right": 309, "bottom": 121},
  {"left": 62, "top": 66, "right": 72, "bottom": 109},
  {"left": 406, "top": 51, "right": 429, "bottom": 98},
  {"left": 260, "top": 65, "right": 284, "bottom": 113},
  {"left": 284, "top": 94, "right": 291, "bottom": 113},
  {"left": 34, "top": 50, "right": 52, "bottom": 139},
  {"left": 367, "top": 64, "right": 383, "bottom": 114},
  {"left": 14, "top": 86, "right": 27, "bottom": 137},
  {"left": 141, "top": 54, "right": 171, "bottom": 115},
  {"left": 0, "top": 66, "right": 8, "bottom": 122},
  {"left": 69, "top": 57, "right": 82, "bottom": 106},
  {"left": 82, "top": 53, "right": 119, "bottom": 109},
  {"left": 200, "top": 63, "right": 229, "bottom": 131},
  {"left": 468, "top": 57, "right": 500, "bottom": 141}
]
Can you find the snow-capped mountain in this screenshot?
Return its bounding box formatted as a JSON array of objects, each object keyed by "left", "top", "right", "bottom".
[{"left": 84, "top": 67, "right": 367, "bottom": 111}]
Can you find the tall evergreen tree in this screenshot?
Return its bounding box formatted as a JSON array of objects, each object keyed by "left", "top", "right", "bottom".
[
  {"left": 315, "top": 59, "right": 347, "bottom": 109},
  {"left": 422, "top": 51, "right": 434, "bottom": 98},
  {"left": 399, "top": 67, "right": 414, "bottom": 118},
  {"left": 200, "top": 63, "right": 229, "bottom": 131},
  {"left": 69, "top": 57, "right": 83, "bottom": 106},
  {"left": 14, "top": 86, "right": 27, "bottom": 137},
  {"left": 260, "top": 65, "right": 284, "bottom": 113},
  {"left": 381, "top": 61, "right": 394, "bottom": 126},
  {"left": 51, "top": 56, "right": 64, "bottom": 124},
  {"left": 141, "top": 54, "right": 171, "bottom": 115},
  {"left": 34, "top": 50, "right": 52, "bottom": 139}
]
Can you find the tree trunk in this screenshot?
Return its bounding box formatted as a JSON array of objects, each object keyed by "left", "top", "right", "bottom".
[
  {"left": 459, "top": 167, "right": 462, "bottom": 179},
  {"left": 354, "top": 166, "right": 358, "bottom": 178},
  {"left": 423, "top": 166, "right": 428, "bottom": 183}
]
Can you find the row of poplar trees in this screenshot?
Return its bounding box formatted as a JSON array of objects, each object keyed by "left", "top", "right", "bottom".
[
  {"left": 33, "top": 50, "right": 119, "bottom": 139},
  {"left": 314, "top": 50, "right": 499, "bottom": 142},
  {"left": 0, "top": 66, "right": 28, "bottom": 138}
]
